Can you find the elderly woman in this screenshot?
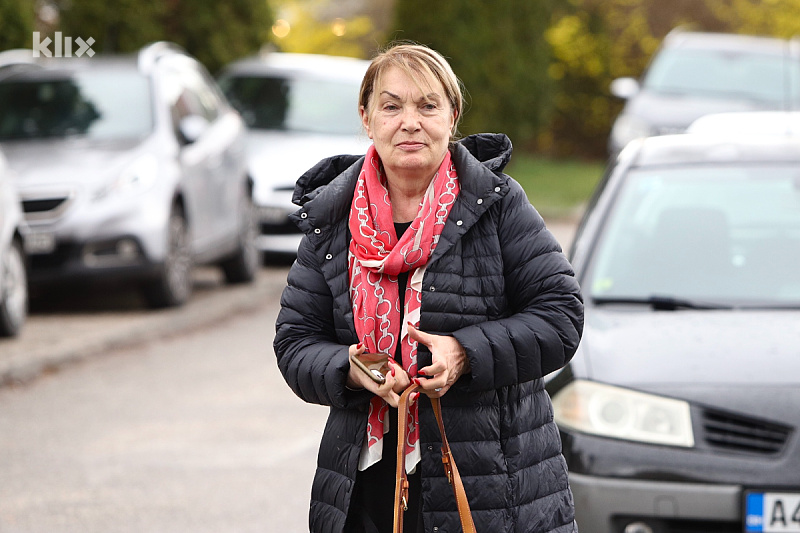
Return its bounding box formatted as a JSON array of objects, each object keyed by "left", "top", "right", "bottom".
[{"left": 274, "top": 43, "right": 583, "bottom": 533}]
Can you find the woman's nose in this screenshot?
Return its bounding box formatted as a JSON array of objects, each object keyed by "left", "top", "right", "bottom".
[{"left": 400, "top": 107, "right": 421, "bottom": 132}]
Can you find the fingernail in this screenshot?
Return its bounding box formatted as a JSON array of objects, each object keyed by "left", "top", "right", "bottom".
[
  {"left": 390, "top": 367, "right": 396, "bottom": 377},
  {"left": 417, "top": 369, "right": 426, "bottom": 375},
  {"left": 356, "top": 342, "right": 363, "bottom": 349}
]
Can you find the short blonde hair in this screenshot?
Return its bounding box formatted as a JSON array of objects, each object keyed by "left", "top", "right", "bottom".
[{"left": 359, "top": 43, "right": 464, "bottom": 139}]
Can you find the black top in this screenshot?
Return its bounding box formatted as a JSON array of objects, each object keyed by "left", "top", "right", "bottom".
[{"left": 344, "top": 221, "right": 422, "bottom": 533}]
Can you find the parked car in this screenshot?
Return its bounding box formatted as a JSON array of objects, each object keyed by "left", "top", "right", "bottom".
[
  {"left": 0, "top": 149, "right": 27, "bottom": 336},
  {"left": 217, "top": 52, "right": 372, "bottom": 259},
  {"left": 0, "top": 42, "right": 258, "bottom": 307},
  {"left": 548, "top": 131, "right": 800, "bottom": 533},
  {"left": 608, "top": 29, "right": 800, "bottom": 155}
]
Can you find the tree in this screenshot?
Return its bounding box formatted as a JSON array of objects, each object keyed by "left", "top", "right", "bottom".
[
  {"left": 56, "top": 0, "right": 273, "bottom": 73},
  {"left": 164, "top": 0, "right": 273, "bottom": 73},
  {"left": 57, "top": 0, "right": 166, "bottom": 54},
  {"left": 0, "top": 0, "right": 35, "bottom": 50},
  {"left": 392, "top": 0, "right": 556, "bottom": 150}
]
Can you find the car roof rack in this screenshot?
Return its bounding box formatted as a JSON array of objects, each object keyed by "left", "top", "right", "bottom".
[{"left": 138, "top": 41, "right": 187, "bottom": 73}]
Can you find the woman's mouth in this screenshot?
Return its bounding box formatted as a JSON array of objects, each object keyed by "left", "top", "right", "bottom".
[{"left": 397, "top": 141, "right": 425, "bottom": 151}]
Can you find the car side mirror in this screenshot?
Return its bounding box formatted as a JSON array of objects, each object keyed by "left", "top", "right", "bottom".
[
  {"left": 178, "top": 115, "right": 210, "bottom": 144},
  {"left": 610, "top": 77, "right": 640, "bottom": 99}
]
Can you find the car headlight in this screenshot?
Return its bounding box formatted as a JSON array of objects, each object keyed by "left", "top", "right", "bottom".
[
  {"left": 610, "top": 114, "right": 654, "bottom": 151},
  {"left": 552, "top": 380, "right": 695, "bottom": 447},
  {"left": 94, "top": 154, "right": 159, "bottom": 201}
]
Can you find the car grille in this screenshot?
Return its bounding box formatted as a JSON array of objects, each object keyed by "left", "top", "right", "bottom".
[{"left": 701, "top": 408, "right": 792, "bottom": 455}]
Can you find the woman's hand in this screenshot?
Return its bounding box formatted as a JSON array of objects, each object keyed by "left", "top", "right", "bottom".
[
  {"left": 346, "top": 343, "right": 411, "bottom": 407},
  {"left": 407, "top": 324, "right": 471, "bottom": 398}
]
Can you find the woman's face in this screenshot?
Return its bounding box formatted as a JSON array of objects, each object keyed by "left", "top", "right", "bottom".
[{"left": 361, "top": 66, "right": 456, "bottom": 183}]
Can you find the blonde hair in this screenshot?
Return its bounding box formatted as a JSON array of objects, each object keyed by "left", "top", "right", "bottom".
[{"left": 359, "top": 43, "right": 464, "bottom": 139}]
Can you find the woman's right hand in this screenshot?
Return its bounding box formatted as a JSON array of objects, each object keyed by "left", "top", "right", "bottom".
[{"left": 347, "top": 344, "right": 411, "bottom": 407}]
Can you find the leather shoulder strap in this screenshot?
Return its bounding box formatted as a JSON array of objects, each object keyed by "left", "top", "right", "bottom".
[{"left": 394, "top": 384, "right": 477, "bottom": 533}]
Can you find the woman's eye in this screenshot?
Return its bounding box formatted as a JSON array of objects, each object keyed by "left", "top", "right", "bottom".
[{"left": 383, "top": 103, "right": 399, "bottom": 111}]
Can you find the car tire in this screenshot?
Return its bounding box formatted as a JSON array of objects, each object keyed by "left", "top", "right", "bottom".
[
  {"left": 142, "top": 206, "right": 193, "bottom": 308},
  {"left": 0, "top": 237, "right": 28, "bottom": 337},
  {"left": 220, "top": 191, "right": 259, "bottom": 284}
]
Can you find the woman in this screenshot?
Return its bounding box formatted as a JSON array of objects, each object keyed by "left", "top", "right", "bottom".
[{"left": 274, "top": 43, "right": 584, "bottom": 533}]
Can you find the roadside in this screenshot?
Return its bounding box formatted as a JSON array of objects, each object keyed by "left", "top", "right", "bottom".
[{"left": 0, "top": 218, "right": 577, "bottom": 389}]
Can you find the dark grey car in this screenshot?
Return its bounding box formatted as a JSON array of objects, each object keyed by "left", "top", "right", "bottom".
[
  {"left": 548, "top": 132, "right": 800, "bottom": 533},
  {"left": 608, "top": 29, "right": 800, "bottom": 155},
  {"left": 0, "top": 43, "right": 258, "bottom": 307}
]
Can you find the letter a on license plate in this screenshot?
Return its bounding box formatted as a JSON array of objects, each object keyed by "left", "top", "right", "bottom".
[{"left": 746, "top": 493, "right": 800, "bottom": 532}]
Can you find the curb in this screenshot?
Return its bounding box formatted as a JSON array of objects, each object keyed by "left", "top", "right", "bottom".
[{"left": 0, "top": 266, "right": 289, "bottom": 388}]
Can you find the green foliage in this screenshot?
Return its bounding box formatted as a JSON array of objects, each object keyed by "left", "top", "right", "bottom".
[
  {"left": 58, "top": 0, "right": 166, "bottom": 53},
  {"left": 163, "top": 0, "right": 273, "bottom": 73},
  {"left": 271, "top": 0, "right": 381, "bottom": 58},
  {"left": 0, "top": 0, "right": 34, "bottom": 50},
  {"left": 392, "top": 0, "right": 555, "bottom": 150},
  {"left": 57, "top": 0, "right": 273, "bottom": 73},
  {"left": 545, "top": 0, "right": 800, "bottom": 158}
]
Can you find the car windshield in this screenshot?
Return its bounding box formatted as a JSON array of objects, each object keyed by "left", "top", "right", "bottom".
[
  {"left": 219, "top": 75, "right": 362, "bottom": 135},
  {"left": 0, "top": 70, "right": 153, "bottom": 141},
  {"left": 587, "top": 166, "right": 800, "bottom": 308},
  {"left": 643, "top": 48, "right": 800, "bottom": 104}
]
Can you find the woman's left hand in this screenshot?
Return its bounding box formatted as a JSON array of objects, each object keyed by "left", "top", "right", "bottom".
[{"left": 407, "top": 324, "right": 471, "bottom": 398}]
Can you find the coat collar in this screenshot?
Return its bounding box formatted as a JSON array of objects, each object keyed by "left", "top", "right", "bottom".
[{"left": 290, "top": 133, "right": 513, "bottom": 242}]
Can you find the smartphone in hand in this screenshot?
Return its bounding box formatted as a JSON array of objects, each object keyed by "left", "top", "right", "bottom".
[{"left": 349, "top": 352, "right": 391, "bottom": 385}]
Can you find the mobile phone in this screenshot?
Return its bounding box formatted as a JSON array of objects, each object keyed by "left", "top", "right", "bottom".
[{"left": 349, "top": 352, "right": 391, "bottom": 385}]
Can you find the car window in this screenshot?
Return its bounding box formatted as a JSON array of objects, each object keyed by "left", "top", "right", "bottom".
[
  {"left": 161, "top": 65, "right": 221, "bottom": 141},
  {"left": 0, "top": 70, "right": 153, "bottom": 141},
  {"left": 587, "top": 166, "right": 800, "bottom": 306},
  {"left": 219, "top": 75, "right": 362, "bottom": 135},
  {"left": 643, "top": 48, "right": 800, "bottom": 104}
]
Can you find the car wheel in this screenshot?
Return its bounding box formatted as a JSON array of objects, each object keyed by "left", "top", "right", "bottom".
[
  {"left": 0, "top": 238, "right": 28, "bottom": 337},
  {"left": 142, "top": 206, "right": 193, "bottom": 308},
  {"left": 220, "top": 191, "right": 259, "bottom": 284}
]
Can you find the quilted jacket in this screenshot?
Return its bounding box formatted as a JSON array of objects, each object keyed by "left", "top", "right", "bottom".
[{"left": 274, "top": 133, "right": 584, "bottom": 533}]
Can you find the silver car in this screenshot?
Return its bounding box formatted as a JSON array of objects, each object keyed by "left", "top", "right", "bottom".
[
  {"left": 0, "top": 42, "right": 258, "bottom": 307},
  {"left": 217, "top": 52, "right": 372, "bottom": 258},
  {"left": 608, "top": 29, "right": 800, "bottom": 155},
  {"left": 0, "top": 149, "right": 27, "bottom": 336}
]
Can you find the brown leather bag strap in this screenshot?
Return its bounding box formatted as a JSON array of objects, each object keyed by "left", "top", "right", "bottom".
[{"left": 394, "top": 384, "right": 477, "bottom": 533}]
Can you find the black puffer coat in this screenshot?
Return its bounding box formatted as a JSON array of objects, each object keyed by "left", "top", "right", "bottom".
[{"left": 274, "top": 133, "right": 584, "bottom": 533}]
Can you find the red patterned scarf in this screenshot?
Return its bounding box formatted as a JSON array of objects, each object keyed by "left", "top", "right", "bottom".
[{"left": 348, "top": 145, "right": 459, "bottom": 472}]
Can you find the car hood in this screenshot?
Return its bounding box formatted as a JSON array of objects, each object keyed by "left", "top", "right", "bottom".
[
  {"left": 0, "top": 138, "right": 146, "bottom": 190},
  {"left": 579, "top": 307, "right": 800, "bottom": 388},
  {"left": 625, "top": 90, "right": 775, "bottom": 130},
  {"left": 245, "top": 130, "right": 372, "bottom": 190}
]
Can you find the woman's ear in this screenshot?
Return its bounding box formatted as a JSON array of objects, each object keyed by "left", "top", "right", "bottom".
[{"left": 359, "top": 106, "right": 373, "bottom": 139}]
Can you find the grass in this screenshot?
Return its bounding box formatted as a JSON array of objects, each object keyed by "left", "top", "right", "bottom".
[{"left": 505, "top": 153, "right": 606, "bottom": 221}]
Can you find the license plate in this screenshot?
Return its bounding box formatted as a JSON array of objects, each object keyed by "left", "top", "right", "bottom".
[
  {"left": 24, "top": 231, "right": 56, "bottom": 254},
  {"left": 746, "top": 492, "right": 800, "bottom": 532}
]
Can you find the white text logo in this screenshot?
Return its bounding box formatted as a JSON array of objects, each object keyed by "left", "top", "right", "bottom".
[{"left": 32, "top": 32, "right": 95, "bottom": 58}]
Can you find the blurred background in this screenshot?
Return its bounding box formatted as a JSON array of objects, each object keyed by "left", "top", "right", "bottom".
[{"left": 5, "top": 0, "right": 800, "bottom": 160}]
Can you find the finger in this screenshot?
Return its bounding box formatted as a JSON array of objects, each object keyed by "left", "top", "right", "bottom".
[
  {"left": 348, "top": 342, "right": 366, "bottom": 357},
  {"left": 406, "top": 324, "right": 434, "bottom": 348}
]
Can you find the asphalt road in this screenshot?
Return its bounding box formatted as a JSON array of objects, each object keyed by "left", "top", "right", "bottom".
[
  {"left": 0, "top": 220, "right": 576, "bottom": 533},
  {"left": 0, "top": 279, "right": 326, "bottom": 533}
]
